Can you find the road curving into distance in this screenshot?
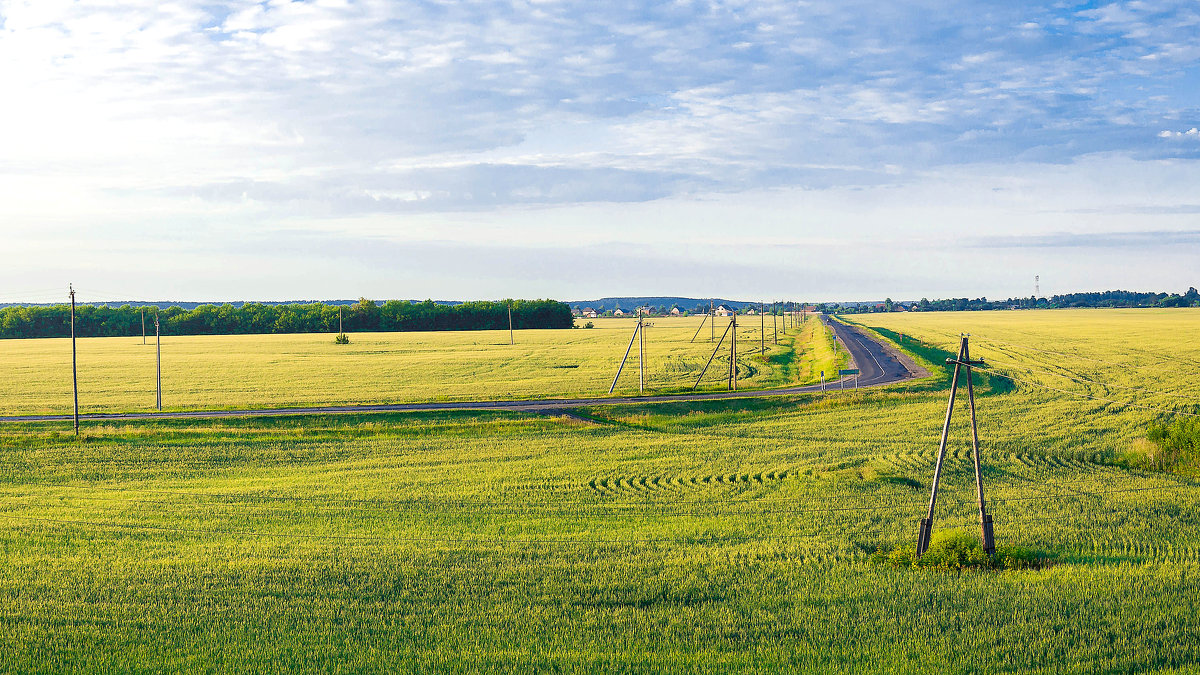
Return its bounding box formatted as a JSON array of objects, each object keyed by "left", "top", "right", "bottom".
[{"left": 0, "top": 316, "right": 928, "bottom": 424}]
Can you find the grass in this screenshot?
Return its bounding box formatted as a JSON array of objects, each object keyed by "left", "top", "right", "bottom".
[
  {"left": 0, "top": 314, "right": 836, "bottom": 416},
  {"left": 1, "top": 308, "right": 1199, "bottom": 671}
]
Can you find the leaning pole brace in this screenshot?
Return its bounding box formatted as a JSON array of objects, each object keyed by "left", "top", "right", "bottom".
[
  {"left": 918, "top": 336, "right": 965, "bottom": 557},
  {"left": 690, "top": 311, "right": 710, "bottom": 343},
  {"left": 692, "top": 320, "right": 733, "bottom": 390},
  {"left": 608, "top": 319, "right": 642, "bottom": 394}
]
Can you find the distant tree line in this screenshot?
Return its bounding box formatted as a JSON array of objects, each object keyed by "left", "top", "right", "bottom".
[
  {"left": 0, "top": 298, "right": 574, "bottom": 339},
  {"left": 823, "top": 288, "right": 1200, "bottom": 314}
]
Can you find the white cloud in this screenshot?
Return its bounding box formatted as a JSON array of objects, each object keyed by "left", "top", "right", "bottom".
[
  {"left": 1, "top": 0, "right": 1199, "bottom": 299},
  {"left": 1159, "top": 128, "right": 1200, "bottom": 139}
]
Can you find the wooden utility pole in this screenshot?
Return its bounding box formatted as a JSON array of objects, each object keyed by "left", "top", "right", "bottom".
[
  {"left": 141, "top": 307, "right": 146, "bottom": 345},
  {"left": 154, "top": 314, "right": 162, "bottom": 411},
  {"left": 917, "top": 335, "right": 994, "bottom": 557},
  {"left": 339, "top": 307, "right": 343, "bottom": 334},
  {"left": 760, "top": 302, "right": 765, "bottom": 353},
  {"left": 638, "top": 311, "right": 644, "bottom": 393},
  {"left": 508, "top": 302, "right": 514, "bottom": 345},
  {"left": 710, "top": 300, "right": 714, "bottom": 342},
  {"left": 773, "top": 301, "right": 778, "bottom": 344},
  {"left": 70, "top": 284, "right": 78, "bottom": 436}
]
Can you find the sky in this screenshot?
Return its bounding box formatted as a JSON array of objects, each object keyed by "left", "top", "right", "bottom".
[{"left": 1, "top": 0, "right": 1199, "bottom": 304}]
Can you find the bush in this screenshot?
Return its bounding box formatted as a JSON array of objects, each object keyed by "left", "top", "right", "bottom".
[
  {"left": 334, "top": 333, "right": 350, "bottom": 344},
  {"left": 870, "top": 529, "right": 1055, "bottom": 571},
  {"left": 1134, "top": 416, "right": 1200, "bottom": 472},
  {"left": 583, "top": 321, "right": 594, "bottom": 329}
]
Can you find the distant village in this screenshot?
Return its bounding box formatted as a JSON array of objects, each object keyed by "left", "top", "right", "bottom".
[{"left": 571, "top": 304, "right": 818, "bottom": 319}]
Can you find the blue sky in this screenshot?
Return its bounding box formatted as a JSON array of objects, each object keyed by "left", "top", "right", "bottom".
[{"left": 1, "top": 0, "right": 1198, "bottom": 302}]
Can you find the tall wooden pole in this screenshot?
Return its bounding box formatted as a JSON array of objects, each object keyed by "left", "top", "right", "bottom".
[
  {"left": 773, "top": 302, "right": 778, "bottom": 344},
  {"left": 155, "top": 314, "right": 162, "bottom": 411},
  {"left": 141, "top": 307, "right": 146, "bottom": 345},
  {"left": 964, "top": 337, "right": 995, "bottom": 555},
  {"left": 339, "top": 307, "right": 343, "bottom": 334},
  {"left": 760, "top": 302, "right": 765, "bottom": 353},
  {"left": 710, "top": 300, "right": 714, "bottom": 342},
  {"left": 508, "top": 302, "right": 514, "bottom": 345},
  {"left": 638, "top": 313, "right": 644, "bottom": 393},
  {"left": 70, "top": 284, "right": 78, "bottom": 436}
]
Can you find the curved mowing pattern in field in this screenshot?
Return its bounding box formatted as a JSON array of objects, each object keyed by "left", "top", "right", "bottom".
[{"left": 587, "top": 470, "right": 791, "bottom": 495}]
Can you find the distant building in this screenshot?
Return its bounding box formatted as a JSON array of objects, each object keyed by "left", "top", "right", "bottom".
[
  {"left": 669, "top": 307, "right": 681, "bottom": 316},
  {"left": 571, "top": 308, "right": 583, "bottom": 317},
  {"left": 613, "top": 308, "right": 624, "bottom": 316},
  {"left": 582, "top": 307, "right": 598, "bottom": 318},
  {"left": 745, "top": 307, "right": 757, "bottom": 315},
  {"left": 714, "top": 306, "right": 733, "bottom": 317}
]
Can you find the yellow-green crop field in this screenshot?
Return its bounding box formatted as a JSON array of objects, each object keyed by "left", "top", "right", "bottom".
[
  {"left": 0, "top": 314, "right": 831, "bottom": 415},
  {"left": 1, "top": 309, "right": 1198, "bottom": 672}
]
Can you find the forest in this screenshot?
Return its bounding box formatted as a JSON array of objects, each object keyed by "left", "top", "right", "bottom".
[{"left": 0, "top": 298, "right": 574, "bottom": 338}]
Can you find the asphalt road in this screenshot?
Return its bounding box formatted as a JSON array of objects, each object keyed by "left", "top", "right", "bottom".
[{"left": 0, "top": 316, "right": 921, "bottom": 423}]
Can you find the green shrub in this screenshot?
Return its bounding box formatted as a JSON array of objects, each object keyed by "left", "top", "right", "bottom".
[
  {"left": 1136, "top": 416, "right": 1200, "bottom": 473},
  {"left": 334, "top": 333, "right": 350, "bottom": 345},
  {"left": 871, "top": 530, "right": 1055, "bottom": 571}
]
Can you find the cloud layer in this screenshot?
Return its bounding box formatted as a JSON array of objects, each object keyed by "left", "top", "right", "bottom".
[{"left": 1, "top": 0, "right": 1198, "bottom": 299}]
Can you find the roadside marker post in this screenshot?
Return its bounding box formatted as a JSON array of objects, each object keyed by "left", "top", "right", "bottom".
[
  {"left": 840, "top": 369, "right": 859, "bottom": 390},
  {"left": 917, "top": 334, "right": 994, "bottom": 557},
  {"left": 820, "top": 370, "right": 825, "bottom": 391}
]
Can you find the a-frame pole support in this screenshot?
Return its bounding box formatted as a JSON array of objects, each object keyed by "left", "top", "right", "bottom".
[{"left": 917, "top": 335, "right": 991, "bottom": 557}]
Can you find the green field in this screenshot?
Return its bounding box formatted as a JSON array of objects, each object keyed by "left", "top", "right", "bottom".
[
  {"left": 0, "top": 314, "right": 830, "bottom": 416},
  {"left": 2, "top": 309, "right": 1199, "bottom": 671}
]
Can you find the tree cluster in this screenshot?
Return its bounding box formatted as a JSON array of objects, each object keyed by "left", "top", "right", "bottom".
[
  {"left": 0, "top": 299, "right": 574, "bottom": 339},
  {"left": 827, "top": 288, "right": 1200, "bottom": 313}
]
